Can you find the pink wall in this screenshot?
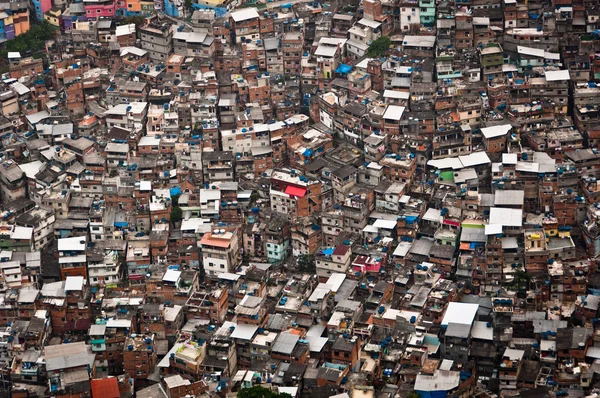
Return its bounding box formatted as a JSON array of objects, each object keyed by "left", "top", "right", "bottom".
[
  {"left": 353, "top": 262, "right": 381, "bottom": 273},
  {"left": 84, "top": 1, "right": 116, "bottom": 18},
  {"left": 40, "top": 0, "right": 52, "bottom": 14}
]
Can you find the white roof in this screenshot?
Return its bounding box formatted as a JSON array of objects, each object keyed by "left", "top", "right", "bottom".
[
  {"left": 65, "top": 276, "right": 84, "bottom": 291},
  {"left": 358, "top": 18, "right": 381, "bottom": 29},
  {"left": 120, "top": 46, "right": 147, "bottom": 57},
  {"left": 481, "top": 124, "right": 511, "bottom": 139},
  {"left": 383, "top": 105, "right": 405, "bottom": 121},
  {"left": 315, "top": 43, "right": 341, "bottom": 58},
  {"left": 423, "top": 208, "right": 442, "bottom": 223},
  {"left": 230, "top": 323, "right": 258, "bottom": 340},
  {"left": 403, "top": 35, "right": 435, "bottom": 48},
  {"left": 489, "top": 207, "right": 523, "bottom": 227},
  {"left": 459, "top": 151, "right": 491, "bottom": 167},
  {"left": 230, "top": 8, "right": 259, "bottom": 22},
  {"left": 502, "top": 237, "right": 519, "bottom": 249},
  {"left": 517, "top": 45, "right": 544, "bottom": 58},
  {"left": 218, "top": 272, "right": 241, "bottom": 281},
  {"left": 428, "top": 151, "right": 490, "bottom": 170},
  {"left": 502, "top": 153, "right": 518, "bottom": 164},
  {"left": 10, "top": 81, "right": 30, "bottom": 96},
  {"left": 355, "top": 57, "right": 374, "bottom": 69},
  {"left": 544, "top": 69, "right": 570, "bottom": 82},
  {"left": 383, "top": 89, "right": 410, "bottom": 99},
  {"left": 106, "top": 318, "right": 132, "bottom": 328},
  {"left": 7, "top": 52, "right": 20, "bottom": 59},
  {"left": 414, "top": 370, "right": 460, "bottom": 392},
  {"left": 373, "top": 219, "right": 397, "bottom": 230},
  {"left": 515, "top": 161, "right": 539, "bottom": 173},
  {"left": 159, "top": 343, "right": 183, "bottom": 367},
  {"left": 495, "top": 190, "right": 525, "bottom": 206},
  {"left": 363, "top": 224, "right": 379, "bottom": 233},
  {"left": 503, "top": 347, "right": 525, "bottom": 361},
  {"left": 325, "top": 273, "right": 346, "bottom": 293},
  {"left": 140, "top": 181, "right": 151, "bottom": 191},
  {"left": 541, "top": 340, "right": 556, "bottom": 352},
  {"left": 12, "top": 226, "right": 33, "bottom": 240},
  {"left": 393, "top": 241, "right": 412, "bottom": 257},
  {"left": 308, "top": 283, "right": 331, "bottom": 302},
  {"left": 18, "top": 161, "right": 44, "bottom": 179},
  {"left": 305, "top": 325, "right": 328, "bottom": 352},
  {"left": 58, "top": 236, "right": 86, "bottom": 251},
  {"left": 164, "top": 305, "right": 182, "bottom": 322},
  {"left": 471, "top": 321, "right": 494, "bottom": 340},
  {"left": 484, "top": 224, "right": 503, "bottom": 235},
  {"left": 139, "top": 136, "right": 161, "bottom": 146},
  {"left": 442, "top": 302, "right": 479, "bottom": 326},
  {"left": 502, "top": 64, "right": 519, "bottom": 72},
  {"left": 587, "top": 347, "right": 600, "bottom": 359},
  {"left": 105, "top": 102, "right": 147, "bottom": 115},
  {"left": 427, "top": 157, "right": 464, "bottom": 170},
  {"left": 163, "top": 269, "right": 181, "bottom": 283},
  {"left": 116, "top": 23, "right": 136, "bottom": 36}
]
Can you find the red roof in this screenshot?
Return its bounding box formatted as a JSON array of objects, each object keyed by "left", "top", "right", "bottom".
[
  {"left": 332, "top": 245, "right": 350, "bottom": 256},
  {"left": 91, "top": 378, "right": 120, "bottom": 398},
  {"left": 284, "top": 185, "right": 307, "bottom": 197}
]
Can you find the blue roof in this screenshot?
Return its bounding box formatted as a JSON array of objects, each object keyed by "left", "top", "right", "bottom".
[{"left": 335, "top": 64, "right": 352, "bottom": 74}]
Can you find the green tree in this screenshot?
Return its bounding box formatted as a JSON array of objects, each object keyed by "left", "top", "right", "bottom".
[
  {"left": 171, "top": 206, "right": 183, "bottom": 223},
  {"left": 367, "top": 36, "right": 391, "bottom": 58},
  {"left": 237, "top": 386, "right": 291, "bottom": 398},
  {"left": 0, "top": 21, "right": 56, "bottom": 59},
  {"left": 511, "top": 270, "right": 531, "bottom": 292},
  {"left": 297, "top": 254, "right": 315, "bottom": 273}
]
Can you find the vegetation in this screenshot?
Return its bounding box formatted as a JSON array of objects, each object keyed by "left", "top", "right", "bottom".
[
  {"left": 119, "top": 16, "right": 146, "bottom": 28},
  {"left": 171, "top": 206, "right": 183, "bottom": 223},
  {"left": 0, "top": 21, "right": 56, "bottom": 59},
  {"left": 237, "top": 386, "right": 291, "bottom": 398},
  {"left": 367, "top": 36, "right": 392, "bottom": 58},
  {"left": 297, "top": 254, "right": 315, "bottom": 273},
  {"left": 511, "top": 269, "right": 531, "bottom": 293}
]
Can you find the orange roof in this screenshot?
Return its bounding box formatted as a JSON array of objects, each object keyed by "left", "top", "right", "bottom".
[
  {"left": 459, "top": 242, "right": 472, "bottom": 251},
  {"left": 200, "top": 233, "right": 231, "bottom": 248},
  {"left": 91, "top": 378, "right": 119, "bottom": 398}
]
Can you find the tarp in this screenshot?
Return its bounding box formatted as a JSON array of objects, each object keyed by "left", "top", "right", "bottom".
[
  {"left": 170, "top": 187, "right": 181, "bottom": 197},
  {"left": 114, "top": 222, "right": 128, "bottom": 228},
  {"left": 335, "top": 64, "right": 352, "bottom": 74},
  {"left": 285, "top": 186, "right": 307, "bottom": 197}
]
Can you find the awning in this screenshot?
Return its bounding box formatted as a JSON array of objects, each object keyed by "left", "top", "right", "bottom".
[
  {"left": 285, "top": 186, "right": 307, "bottom": 197},
  {"left": 459, "top": 242, "right": 472, "bottom": 251}
]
